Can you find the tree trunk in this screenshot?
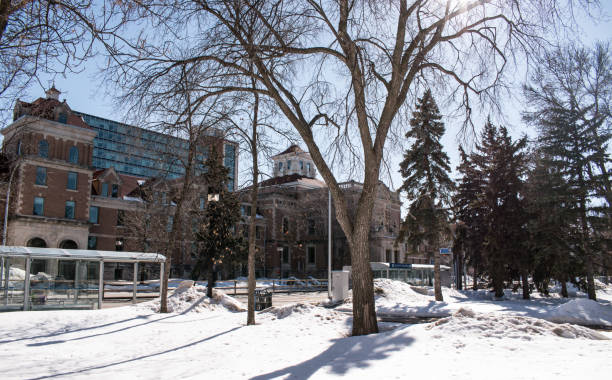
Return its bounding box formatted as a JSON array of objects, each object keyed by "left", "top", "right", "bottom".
[
  {"left": 585, "top": 254, "right": 597, "bottom": 301},
  {"left": 207, "top": 262, "right": 215, "bottom": 298},
  {"left": 433, "top": 246, "right": 443, "bottom": 301},
  {"left": 456, "top": 253, "right": 463, "bottom": 291},
  {"left": 473, "top": 267, "right": 478, "bottom": 291},
  {"left": 348, "top": 229, "right": 378, "bottom": 336},
  {"left": 160, "top": 256, "right": 172, "bottom": 313},
  {"left": 493, "top": 263, "right": 505, "bottom": 298},
  {"left": 159, "top": 117, "right": 196, "bottom": 313},
  {"left": 521, "top": 269, "right": 530, "bottom": 300},
  {"left": 247, "top": 88, "right": 260, "bottom": 326},
  {"left": 561, "top": 280, "right": 568, "bottom": 298}
]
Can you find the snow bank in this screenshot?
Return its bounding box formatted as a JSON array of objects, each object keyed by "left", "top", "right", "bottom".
[
  {"left": 263, "top": 302, "right": 346, "bottom": 323},
  {"left": 428, "top": 308, "right": 609, "bottom": 340},
  {"left": 373, "top": 279, "right": 431, "bottom": 302},
  {"left": 9, "top": 267, "right": 25, "bottom": 280},
  {"left": 547, "top": 298, "right": 612, "bottom": 327},
  {"left": 146, "top": 285, "right": 245, "bottom": 313}
]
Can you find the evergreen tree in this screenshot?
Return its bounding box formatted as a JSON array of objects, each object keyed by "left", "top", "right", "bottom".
[
  {"left": 192, "top": 146, "right": 245, "bottom": 297},
  {"left": 523, "top": 43, "right": 611, "bottom": 300},
  {"left": 524, "top": 151, "right": 577, "bottom": 297},
  {"left": 470, "top": 121, "right": 528, "bottom": 298},
  {"left": 453, "top": 146, "right": 487, "bottom": 290},
  {"left": 398, "top": 89, "right": 454, "bottom": 301}
]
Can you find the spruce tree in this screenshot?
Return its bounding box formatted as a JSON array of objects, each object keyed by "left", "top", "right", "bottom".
[
  {"left": 192, "top": 146, "right": 245, "bottom": 297},
  {"left": 398, "top": 89, "right": 454, "bottom": 301},
  {"left": 523, "top": 43, "right": 611, "bottom": 300},
  {"left": 453, "top": 146, "right": 487, "bottom": 290},
  {"left": 525, "top": 151, "right": 576, "bottom": 297},
  {"left": 470, "top": 121, "right": 528, "bottom": 298}
]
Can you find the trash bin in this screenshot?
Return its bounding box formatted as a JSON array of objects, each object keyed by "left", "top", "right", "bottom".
[{"left": 254, "top": 288, "right": 272, "bottom": 311}]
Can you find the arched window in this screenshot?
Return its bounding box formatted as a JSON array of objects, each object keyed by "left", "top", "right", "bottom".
[
  {"left": 59, "top": 240, "right": 78, "bottom": 249},
  {"left": 16, "top": 140, "right": 22, "bottom": 155},
  {"left": 27, "top": 237, "right": 47, "bottom": 248},
  {"left": 38, "top": 140, "right": 49, "bottom": 158},
  {"left": 69, "top": 146, "right": 79, "bottom": 164}
]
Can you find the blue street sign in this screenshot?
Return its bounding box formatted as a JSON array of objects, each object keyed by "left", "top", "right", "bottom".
[
  {"left": 440, "top": 248, "right": 451, "bottom": 254},
  {"left": 389, "top": 263, "right": 412, "bottom": 269}
]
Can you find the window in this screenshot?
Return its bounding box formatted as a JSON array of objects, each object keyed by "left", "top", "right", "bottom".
[
  {"left": 287, "top": 160, "right": 291, "bottom": 170},
  {"left": 308, "top": 219, "right": 315, "bottom": 235},
  {"left": 282, "top": 217, "right": 289, "bottom": 234},
  {"left": 65, "top": 201, "right": 75, "bottom": 219},
  {"left": 35, "top": 167, "right": 46, "bottom": 186},
  {"left": 255, "top": 226, "right": 262, "bottom": 240},
  {"left": 161, "top": 192, "right": 167, "bottom": 204},
  {"left": 16, "top": 140, "right": 21, "bottom": 156},
  {"left": 117, "top": 210, "right": 124, "bottom": 226},
  {"left": 306, "top": 163, "right": 311, "bottom": 172},
  {"left": 33, "top": 197, "right": 44, "bottom": 216},
  {"left": 38, "top": 140, "right": 49, "bottom": 158},
  {"left": 282, "top": 246, "right": 289, "bottom": 264},
  {"left": 111, "top": 184, "right": 119, "bottom": 198},
  {"left": 67, "top": 172, "right": 77, "bottom": 190},
  {"left": 300, "top": 161, "right": 304, "bottom": 170},
  {"left": 167, "top": 215, "right": 173, "bottom": 232},
  {"left": 101, "top": 183, "right": 108, "bottom": 197},
  {"left": 386, "top": 249, "right": 392, "bottom": 263},
  {"left": 87, "top": 236, "right": 97, "bottom": 250},
  {"left": 279, "top": 162, "right": 283, "bottom": 170},
  {"left": 199, "top": 197, "right": 206, "bottom": 210},
  {"left": 241, "top": 205, "right": 252, "bottom": 216},
  {"left": 307, "top": 246, "right": 316, "bottom": 265},
  {"left": 58, "top": 112, "right": 68, "bottom": 124},
  {"left": 69, "top": 146, "right": 79, "bottom": 164},
  {"left": 89, "top": 206, "right": 99, "bottom": 224}
]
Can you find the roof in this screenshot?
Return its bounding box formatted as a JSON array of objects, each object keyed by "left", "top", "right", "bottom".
[
  {"left": 258, "top": 174, "right": 325, "bottom": 188},
  {"left": 93, "top": 168, "right": 146, "bottom": 197},
  {"left": 15, "top": 98, "right": 91, "bottom": 129},
  {"left": 272, "top": 144, "right": 305, "bottom": 157},
  {"left": 0, "top": 246, "right": 165, "bottom": 263}
]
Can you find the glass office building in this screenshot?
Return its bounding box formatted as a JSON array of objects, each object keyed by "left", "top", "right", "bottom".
[{"left": 76, "top": 112, "right": 237, "bottom": 185}]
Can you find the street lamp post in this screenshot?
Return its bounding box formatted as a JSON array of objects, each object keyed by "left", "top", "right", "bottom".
[{"left": 328, "top": 189, "right": 332, "bottom": 299}]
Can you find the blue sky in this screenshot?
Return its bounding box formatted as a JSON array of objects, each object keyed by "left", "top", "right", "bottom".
[{"left": 6, "top": 4, "right": 612, "bottom": 190}]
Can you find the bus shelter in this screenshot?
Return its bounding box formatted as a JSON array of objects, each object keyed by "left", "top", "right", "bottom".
[
  {"left": 370, "top": 262, "right": 451, "bottom": 287},
  {"left": 0, "top": 246, "right": 166, "bottom": 311}
]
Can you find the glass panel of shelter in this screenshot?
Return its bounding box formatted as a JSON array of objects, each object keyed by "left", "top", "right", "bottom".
[{"left": 0, "top": 256, "right": 101, "bottom": 310}]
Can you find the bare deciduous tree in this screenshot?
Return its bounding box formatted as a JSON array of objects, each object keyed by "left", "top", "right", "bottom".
[
  {"left": 0, "top": 1, "right": 129, "bottom": 120},
  {"left": 104, "top": 0, "right": 598, "bottom": 335}
]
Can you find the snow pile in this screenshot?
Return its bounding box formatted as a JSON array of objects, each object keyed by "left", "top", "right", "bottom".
[
  {"left": 428, "top": 308, "right": 608, "bottom": 340},
  {"left": 9, "top": 267, "right": 25, "bottom": 280},
  {"left": 147, "top": 285, "right": 245, "bottom": 313},
  {"left": 373, "top": 279, "right": 431, "bottom": 302},
  {"left": 262, "top": 302, "right": 347, "bottom": 327},
  {"left": 547, "top": 298, "right": 612, "bottom": 327}
]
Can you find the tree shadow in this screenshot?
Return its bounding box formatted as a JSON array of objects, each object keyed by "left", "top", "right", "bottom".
[
  {"left": 6, "top": 293, "right": 228, "bottom": 346},
  {"left": 21, "top": 294, "right": 232, "bottom": 346},
  {"left": 250, "top": 330, "right": 414, "bottom": 380},
  {"left": 26, "top": 326, "right": 242, "bottom": 380}
]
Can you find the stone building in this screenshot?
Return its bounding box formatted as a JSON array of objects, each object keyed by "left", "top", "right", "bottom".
[
  {"left": 0, "top": 89, "right": 237, "bottom": 280},
  {"left": 241, "top": 145, "right": 411, "bottom": 279}
]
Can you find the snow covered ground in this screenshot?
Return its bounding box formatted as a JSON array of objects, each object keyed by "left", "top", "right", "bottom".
[{"left": 0, "top": 280, "right": 611, "bottom": 379}]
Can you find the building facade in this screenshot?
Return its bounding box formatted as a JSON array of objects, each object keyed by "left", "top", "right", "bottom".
[
  {"left": 0, "top": 89, "right": 238, "bottom": 280},
  {"left": 241, "top": 145, "right": 416, "bottom": 279}
]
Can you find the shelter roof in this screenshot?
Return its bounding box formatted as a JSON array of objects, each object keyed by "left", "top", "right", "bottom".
[{"left": 0, "top": 246, "right": 165, "bottom": 263}]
